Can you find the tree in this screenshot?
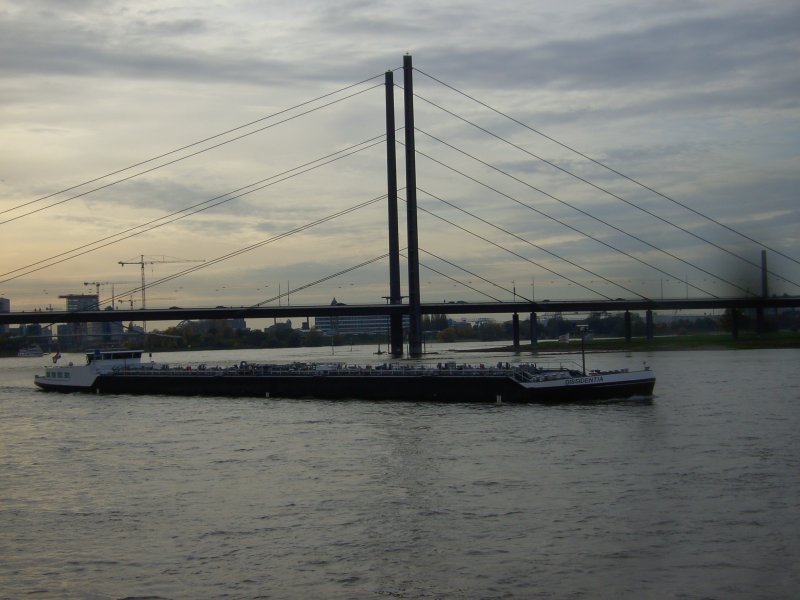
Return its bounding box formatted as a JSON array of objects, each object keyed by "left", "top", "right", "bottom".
[
  {"left": 719, "top": 308, "right": 751, "bottom": 332},
  {"left": 437, "top": 327, "right": 457, "bottom": 343},
  {"left": 423, "top": 314, "right": 449, "bottom": 331}
]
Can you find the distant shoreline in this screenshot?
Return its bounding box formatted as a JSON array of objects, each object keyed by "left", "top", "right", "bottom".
[
  {"left": 454, "top": 332, "right": 800, "bottom": 354},
  {"left": 4, "top": 332, "right": 799, "bottom": 358}
]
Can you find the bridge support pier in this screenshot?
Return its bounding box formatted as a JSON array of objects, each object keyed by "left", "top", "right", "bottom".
[
  {"left": 624, "top": 310, "right": 632, "bottom": 343},
  {"left": 646, "top": 309, "right": 654, "bottom": 341},
  {"left": 756, "top": 307, "right": 766, "bottom": 335},
  {"left": 530, "top": 312, "right": 538, "bottom": 352},
  {"left": 731, "top": 308, "right": 739, "bottom": 340},
  {"left": 512, "top": 313, "right": 520, "bottom": 351},
  {"left": 757, "top": 249, "right": 768, "bottom": 336}
]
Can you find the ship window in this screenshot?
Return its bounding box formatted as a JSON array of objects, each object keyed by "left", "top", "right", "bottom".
[
  {"left": 107, "top": 351, "right": 139, "bottom": 360},
  {"left": 64, "top": 372, "right": 70, "bottom": 379}
]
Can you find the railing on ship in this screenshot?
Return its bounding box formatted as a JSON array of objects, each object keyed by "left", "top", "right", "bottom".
[
  {"left": 113, "top": 362, "right": 533, "bottom": 377},
  {"left": 109, "top": 361, "right": 601, "bottom": 379}
]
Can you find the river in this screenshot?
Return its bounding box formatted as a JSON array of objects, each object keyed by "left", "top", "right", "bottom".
[{"left": 1, "top": 345, "right": 798, "bottom": 599}]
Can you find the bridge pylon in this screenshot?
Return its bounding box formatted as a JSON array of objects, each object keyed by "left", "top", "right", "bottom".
[
  {"left": 385, "top": 69, "right": 404, "bottom": 358},
  {"left": 403, "top": 54, "right": 423, "bottom": 357}
]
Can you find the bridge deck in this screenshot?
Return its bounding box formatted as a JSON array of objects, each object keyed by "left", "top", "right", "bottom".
[{"left": 1, "top": 297, "right": 798, "bottom": 325}]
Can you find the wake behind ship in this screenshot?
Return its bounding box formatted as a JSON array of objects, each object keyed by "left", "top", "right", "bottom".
[{"left": 34, "top": 349, "right": 655, "bottom": 403}]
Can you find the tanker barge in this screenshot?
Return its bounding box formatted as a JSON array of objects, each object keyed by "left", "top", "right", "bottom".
[{"left": 34, "top": 349, "right": 655, "bottom": 403}]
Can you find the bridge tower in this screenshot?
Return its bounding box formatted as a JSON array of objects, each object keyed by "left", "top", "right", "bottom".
[
  {"left": 403, "top": 54, "right": 423, "bottom": 357},
  {"left": 385, "top": 69, "right": 404, "bottom": 358}
]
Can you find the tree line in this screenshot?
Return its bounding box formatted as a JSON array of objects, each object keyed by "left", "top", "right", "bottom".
[{"left": 2, "top": 308, "right": 797, "bottom": 354}]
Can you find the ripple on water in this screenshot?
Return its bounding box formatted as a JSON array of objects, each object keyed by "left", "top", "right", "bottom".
[{"left": 1, "top": 349, "right": 799, "bottom": 598}]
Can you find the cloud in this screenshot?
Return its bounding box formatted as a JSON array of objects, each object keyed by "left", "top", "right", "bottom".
[{"left": 1, "top": 0, "right": 798, "bottom": 310}]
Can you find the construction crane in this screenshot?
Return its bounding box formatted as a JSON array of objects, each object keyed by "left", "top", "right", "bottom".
[
  {"left": 82, "top": 281, "right": 109, "bottom": 310},
  {"left": 119, "top": 255, "right": 204, "bottom": 331},
  {"left": 83, "top": 281, "right": 134, "bottom": 309}
]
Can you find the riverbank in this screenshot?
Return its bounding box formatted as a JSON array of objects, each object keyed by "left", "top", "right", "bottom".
[
  {"left": 456, "top": 331, "right": 800, "bottom": 354},
  {"left": 4, "top": 331, "right": 799, "bottom": 358}
]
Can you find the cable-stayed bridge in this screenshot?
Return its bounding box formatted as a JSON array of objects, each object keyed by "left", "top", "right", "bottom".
[{"left": 2, "top": 56, "right": 798, "bottom": 355}]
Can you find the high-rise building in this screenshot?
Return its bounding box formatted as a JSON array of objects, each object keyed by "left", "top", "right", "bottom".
[
  {"left": 314, "top": 298, "right": 406, "bottom": 336},
  {"left": 0, "top": 297, "right": 9, "bottom": 334},
  {"left": 57, "top": 294, "right": 99, "bottom": 349},
  {"left": 59, "top": 294, "right": 99, "bottom": 312}
]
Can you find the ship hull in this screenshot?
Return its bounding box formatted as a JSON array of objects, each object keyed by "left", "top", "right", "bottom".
[
  {"left": 66, "top": 371, "right": 655, "bottom": 403},
  {"left": 34, "top": 381, "right": 95, "bottom": 393},
  {"left": 35, "top": 350, "right": 655, "bottom": 403}
]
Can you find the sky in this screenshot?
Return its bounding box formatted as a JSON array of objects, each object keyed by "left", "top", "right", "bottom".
[{"left": 1, "top": 0, "right": 798, "bottom": 317}]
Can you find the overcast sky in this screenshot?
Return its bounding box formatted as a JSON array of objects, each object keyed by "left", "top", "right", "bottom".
[{"left": 1, "top": 0, "right": 798, "bottom": 315}]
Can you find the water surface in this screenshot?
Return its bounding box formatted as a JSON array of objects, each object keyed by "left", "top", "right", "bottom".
[{"left": 1, "top": 346, "right": 798, "bottom": 598}]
